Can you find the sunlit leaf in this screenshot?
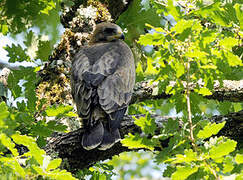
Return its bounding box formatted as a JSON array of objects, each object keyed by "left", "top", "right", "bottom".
[
  {"left": 225, "top": 52, "right": 242, "bottom": 67},
  {"left": 219, "top": 37, "right": 238, "bottom": 51},
  {"left": 145, "top": 57, "right": 159, "bottom": 75},
  {"left": 49, "top": 169, "right": 77, "bottom": 180},
  {"left": 121, "top": 133, "right": 154, "bottom": 150},
  {"left": 134, "top": 114, "right": 156, "bottom": 135},
  {"left": 223, "top": 156, "right": 234, "bottom": 173},
  {"left": 171, "top": 19, "right": 194, "bottom": 34},
  {"left": 197, "top": 121, "right": 225, "bottom": 139},
  {"left": 45, "top": 105, "right": 73, "bottom": 117},
  {"left": 209, "top": 138, "right": 237, "bottom": 159},
  {"left": 174, "top": 61, "right": 185, "bottom": 78},
  {"left": 0, "top": 102, "right": 9, "bottom": 122},
  {"left": 168, "top": 149, "right": 198, "bottom": 164},
  {"left": 234, "top": 4, "right": 243, "bottom": 30},
  {"left": 171, "top": 165, "right": 198, "bottom": 180},
  {"left": 235, "top": 154, "right": 243, "bottom": 164},
  {"left": 138, "top": 33, "right": 165, "bottom": 46},
  {"left": 46, "top": 158, "right": 62, "bottom": 171},
  {"left": 145, "top": 23, "right": 166, "bottom": 33},
  {"left": 198, "top": 87, "right": 212, "bottom": 96},
  {"left": 11, "top": 134, "right": 45, "bottom": 165},
  {"left": 0, "top": 24, "right": 8, "bottom": 35},
  {"left": 166, "top": 0, "right": 181, "bottom": 21},
  {"left": 0, "top": 133, "right": 18, "bottom": 157}
]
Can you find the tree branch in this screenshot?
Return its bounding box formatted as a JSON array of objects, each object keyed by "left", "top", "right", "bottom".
[
  {"left": 0, "top": 61, "right": 22, "bottom": 70},
  {"left": 131, "top": 80, "right": 243, "bottom": 103},
  {"left": 45, "top": 110, "right": 243, "bottom": 172}
]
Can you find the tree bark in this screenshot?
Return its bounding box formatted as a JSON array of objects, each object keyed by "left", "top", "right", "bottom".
[
  {"left": 45, "top": 110, "right": 243, "bottom": 172},
  {"left": 132, "top": 80, "right": 243, "bottom": 103}
]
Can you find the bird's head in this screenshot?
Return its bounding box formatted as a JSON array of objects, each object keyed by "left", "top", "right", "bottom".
[{"left": 90, "top": 22, "right": 125, "bottom": 44}]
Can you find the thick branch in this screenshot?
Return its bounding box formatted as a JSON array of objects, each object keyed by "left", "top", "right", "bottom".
[
  {"left": 0, "top": 61, "right": 22, "bottom": 70},
  {"left": 131, "top": 80, "right": 243, "bottom": 103},
  {"left": 45, "top": 110, "right": 243, "bottom": 172}
]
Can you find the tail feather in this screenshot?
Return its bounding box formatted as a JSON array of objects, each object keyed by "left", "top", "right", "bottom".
[
  {"left": 81, "top": 121, "right": 104, "bottom": 150},
  {"left": 98, "top": 128, "right": 121, "bottom": 150},
  {"left": 109, "top": 108, "right": 127, "bottom": 130}
]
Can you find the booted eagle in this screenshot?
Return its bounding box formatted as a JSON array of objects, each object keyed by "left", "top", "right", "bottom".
[{"left": 71, "top": 22, "right": 135, "bottom": 150}]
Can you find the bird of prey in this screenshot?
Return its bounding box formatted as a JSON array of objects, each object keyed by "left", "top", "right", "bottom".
[{"left": 71, "top": 22, "right": 135, "bottom": 150}]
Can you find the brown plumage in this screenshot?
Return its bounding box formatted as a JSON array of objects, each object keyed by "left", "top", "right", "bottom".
[{"left": 71, "top": 22, "right": 135, "bottom": 150}]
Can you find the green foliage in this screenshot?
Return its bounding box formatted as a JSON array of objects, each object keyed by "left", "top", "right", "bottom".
[
  {"left": 122, "top": 0, "right": 243, "bottom": 179},
  {"left": 0, "top": 0, "right": 79, "bottom": 178},
  {"left": 0, "top": 102, "right": 76, "bottom": 179},
  {"left": 0, "top": 0, "right": 61, "bottom": 34},
  {"left": 108, "top": 151, "right": 164, "bottom": 180},
  {"left": 134, "top": 114, "right": 156, "bottom": 135},
  {"left": 121, "top": 133, "right": 155, "bottom": 151},
  {"left": 75, "top": 162, "right": 115, "bottom": 180},
  {"left": 117, "top": 0, "right": 161, "bottom": 45},
  {"left": 1, "top": 0, "right": 242, "bottom": 179}
]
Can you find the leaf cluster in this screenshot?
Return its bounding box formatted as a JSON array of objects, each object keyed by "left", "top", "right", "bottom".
[
  {"left": 0, "top": 102, "right": 76, "bottom": 179},
  {"left": 122, "top": 0, "right": 243, "bottom": 179}
]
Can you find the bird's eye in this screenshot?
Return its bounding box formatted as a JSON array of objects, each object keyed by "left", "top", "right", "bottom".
[{"left": 104, "top": 28, "right": 115, "bottom": 34}]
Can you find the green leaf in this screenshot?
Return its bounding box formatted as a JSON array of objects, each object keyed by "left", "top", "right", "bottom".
[
  {"left": 31, "top": 122, "right": 52, "bottom": 137},
  {"left": 225, "top": 52, "right": 242, "bottom": 67},
  {"left": 46, "top": 158, "right": 62, "bottom": 171},
  {"left": 171, "top": 165, "right": 198, "bottom": 180},
  {"left": 162, "top": 118, "right": 179, "bottom": 136},
  {"left": 171, "top": 19, "right": 194, "bottom": 34},
  {"left": 197, "top": 121, "right": 226, "bottom": 139},
  {"left": 49, "top": 169, "right": 77, "bottom": 180},
  {"left": 235, "top": 154, "right": 243, "bottom": 164},
  {"left": 209, "top": 138, "right": 237, "bottom": 159},
  {"left": 145, "top": 23, "right": 166, "bottom": 33},
  {"left": 223, "top": 156, "right": 234, "bottom": 173},
  {"left": 46, "top": 120, "right": 67, "bottom": 132},
  {"left": 219, "top": 37, "right": 238, "bottom": 51},
  {"left": 166, "top": 0, "right": 181, "bottom": 21},
  {"left": 236, "top": 173, "right": 243, "bottom": 180},
  {"left": 198, "top": 87, "right": 212, "bottom": 96},
  {"left": 174, "top": 61, "right": 185, "bottom": 78},
  {"left": 116, "top": 0, "right": 161, "bottom": 45},
  {"left": 121, "top": 133, "right": 154, "bottom": 150},
  {"left": 145, "top": 57, "right": 159, "bottom": 76},
  {"left": 11, "top": 134, "right": 45, "bottom": 165},
  {"left": 32, "top": 165, "right": 44, "bottom": 176},
  {"left": 0, "top": 24, "right": 8, "bottom": 35},
  {"left": 7, "top": 67, "right": 38, "bottom": 107},
  {"left": 11, "top": 159, "right": 26, "bottom": 178},
  {"left": 185, "top": 49, "right": 207, "bottom": 59},
  {"left": 134, "top": 114, "right": 156, "bottom": 135},
  {"left": 64, "top": 111, "right": 78, "bottom": 117},
  {"left": 45, "top": 105, "right": 73, "bottom": 117},
  {"left": 168, "top": 149, "right": 198, "bottom": 164},
  {"left": 24, "top": 30, "right": 35, "bottom": 47},
  {"left": 4, "top": 44, "right": 30, "bottom": 63},
  {"left": 0, "top": 133, "right": 18, "bottom": 157},
  {"left": 138, "top": 33, "right": 165, "bottom": 46},
  {"left": 234, "top": 4, "right": 243, "bottom": 30},
  {"left": 36, "top": 40, "right": 53, "bottom": 61},
  {"left": 0, "top": 102, "right": 9, "bottom": 122},
  {"left": 40, "top": 1, "right": 56, "bottom": 15}
]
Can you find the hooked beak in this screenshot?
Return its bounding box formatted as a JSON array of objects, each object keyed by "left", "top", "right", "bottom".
[
  {"left": 120, "top": 33, "right": 125, "bottom": 40},
  {"left": 107, "top": 31, "right": 125, "bottom": 41},
  {"left": 116, "top": 30, "right": 125, "bottom": 40}
]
